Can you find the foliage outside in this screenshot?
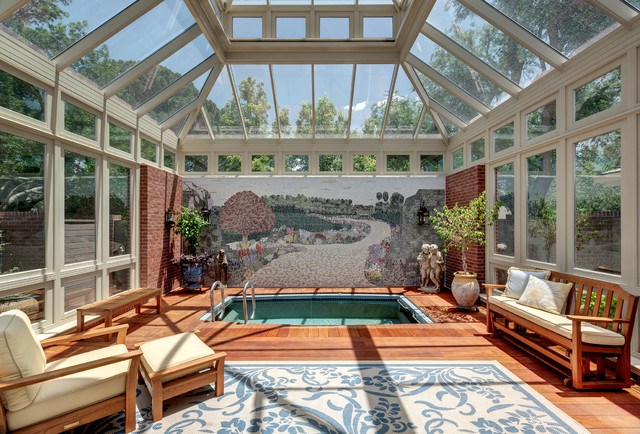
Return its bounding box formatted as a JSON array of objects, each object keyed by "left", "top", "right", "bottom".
[
  {"left": 429, "top": 191, "right": 499, "bottom": 274},
  {"left": 174, "top": 206, "right": 209, "bottom": 256}
]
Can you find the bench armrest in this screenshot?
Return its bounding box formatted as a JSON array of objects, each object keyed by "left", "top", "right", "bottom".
[
  {"left": 566, "top": 315, "right": 630, "bottom": 324},
  {"left": 41, "top": 324, "right": 129, "bottom": 347},
  {"left": 483, "top": 284, "right": 506, "bottom": 299},
  {"left": 0, "top": 349, "right": 142, "bottom": 392}
]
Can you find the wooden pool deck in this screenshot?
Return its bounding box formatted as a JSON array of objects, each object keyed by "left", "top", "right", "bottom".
[{"left": 47, "top": 286, "right": 640, "bottom": 433}]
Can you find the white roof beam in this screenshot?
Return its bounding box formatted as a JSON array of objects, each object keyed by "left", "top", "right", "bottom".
[
  {"left": 227, "top": 65, "right": 249, "bottom": 140},
  {"left": 53, "top": 0, "right": 163, "bottom": 71},
  {"left": 395, "top": 0, "right": 436, "bottom": 61},
  {"left": 457, "top": 0, "right": 567, "bottom": 70},
  {"left": 402, "top": 63, "right": 452, "bottom": 142},
  {"left": 184, "top": 0, "right": 230, "bottom": 62},
  {"left": 586, "top": 0, "right": 637, "bottom": 27},
  {"left": 161, "top": 100, "right": 198, "bottom": 131},
  {"left": 179, "top": 62, "right": 225, "bottom": 141},
  {"left": 137, "top": 55, "right": 218, "bottom": 116},
  {"left": 103, "top": 25, "right": 202, "bottom": 98},
  {"left": 406, "top": 55, "right": 490, "bottom": 116},
  {"left": 380, "top": 65, "right": 399, "bottom": 141},
  {"left": 423, "top": 23, "right": 521, "bottom": 96},
  {"left": 0, "top": 0, "right": 30, "bottom": 21}
]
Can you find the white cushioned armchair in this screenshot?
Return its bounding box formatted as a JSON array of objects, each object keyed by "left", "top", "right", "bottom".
[{"left": 0, "top": 309, "right": 142, "bottom": 434}]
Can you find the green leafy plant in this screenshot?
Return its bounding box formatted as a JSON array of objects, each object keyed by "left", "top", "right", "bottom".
[
  {"left": 174, "top": 206, "right": 209, "bottom": 256},
  {"left": 429, "top": 191, "right": 500, "bottom": 274}
]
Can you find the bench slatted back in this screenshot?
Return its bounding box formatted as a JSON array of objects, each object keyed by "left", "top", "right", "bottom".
[{"left": 549, "top": 271, "right": 638, "bottom": 338}]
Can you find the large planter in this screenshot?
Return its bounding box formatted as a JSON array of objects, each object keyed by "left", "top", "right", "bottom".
[
  {"left": 451, "top": 271, "right": 480, "bottom": 310},
  {"left": 181, "top": 262, "right": 205, "bottom": 290}
]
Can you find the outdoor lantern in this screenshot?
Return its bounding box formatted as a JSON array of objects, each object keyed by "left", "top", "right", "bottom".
[
  {"left": 417, "top": 200, "right": 429, "bottom": 226},
  {"left": 165, "top": 209, "right": 175, "bottom": 228}
]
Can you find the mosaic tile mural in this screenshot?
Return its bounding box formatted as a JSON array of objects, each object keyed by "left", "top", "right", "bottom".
[{"left": 182, "top": 177, "right": 445, "bottom": 287}]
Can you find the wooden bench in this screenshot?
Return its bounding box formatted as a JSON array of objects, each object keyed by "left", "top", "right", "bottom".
[
  {"left": 485, "top": 271, "right": 638, "bottom": 390},
  {"left": 77, "top": 288, "right": 162, "bottom": 332}
]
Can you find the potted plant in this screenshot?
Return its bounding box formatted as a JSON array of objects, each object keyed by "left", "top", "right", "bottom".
[
  {"left": 173, "top": 206, "right": 211, "bottom": 290},
  {"left": 429, "top": 191, "right": 500, "bottom": 309}
]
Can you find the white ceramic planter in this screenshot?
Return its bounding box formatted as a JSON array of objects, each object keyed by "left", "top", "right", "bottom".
[{"left": 451, "top": 271, "right": 480, "bottom": 309}]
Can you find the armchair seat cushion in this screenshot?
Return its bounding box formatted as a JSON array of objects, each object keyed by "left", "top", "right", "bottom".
[
  {"left": 490, "top": 295, "right": 625, "bottom": 347},
  {"left": 6, "top": 344, "right": 130, "bottom": 431}
]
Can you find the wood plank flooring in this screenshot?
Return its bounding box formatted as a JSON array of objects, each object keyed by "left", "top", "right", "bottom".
[{"left": 49, "top": 287, "right": 640, "bottom": 433}]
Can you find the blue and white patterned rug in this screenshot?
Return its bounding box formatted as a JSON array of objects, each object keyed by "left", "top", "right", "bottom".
[{"left": 79, "top": 361, "right": 588, "bottom": 433}]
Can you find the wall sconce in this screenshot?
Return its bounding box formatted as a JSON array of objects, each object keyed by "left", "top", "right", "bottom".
[
  {"left": 165, "top": 209, "right": 175, "bottom": 228},
  {"left": 200, "top": 205, "right": 211, "bottom": 221},
  {"left": 417, "top": 200, "right": 429, "bottom": 226}
]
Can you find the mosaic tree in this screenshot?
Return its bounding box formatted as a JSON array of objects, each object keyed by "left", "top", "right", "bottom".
[{"left": 219, "top": 191, "right": 275, "bottom": 243}]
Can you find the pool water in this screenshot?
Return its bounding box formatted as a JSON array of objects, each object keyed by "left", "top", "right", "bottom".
[{"left": 202, "top": 294, "right": 433, "bottom": 325}]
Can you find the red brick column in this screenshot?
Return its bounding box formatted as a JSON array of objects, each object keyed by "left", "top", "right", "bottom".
[
  {"left": 139, "top": 165, "right": 182, "bottom": 293},
  {"left": 444, "top": 165, "right": 486, "bottom": 289}
]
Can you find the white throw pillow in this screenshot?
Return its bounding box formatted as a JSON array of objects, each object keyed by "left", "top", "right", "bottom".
[
  {"left": 516, "top": 275, "right": 573, "bottom": 314},
  {"left": 502, "top": 268, "right": 552, "bottom": 299}
]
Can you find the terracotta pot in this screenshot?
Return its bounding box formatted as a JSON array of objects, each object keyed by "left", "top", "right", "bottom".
[{"left": 451, "top": 271, "right": 480, "bottom": 309}]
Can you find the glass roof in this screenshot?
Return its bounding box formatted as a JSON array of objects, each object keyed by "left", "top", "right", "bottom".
[{"left": 1, "top": 0, "right": 633, "bottom": 142}]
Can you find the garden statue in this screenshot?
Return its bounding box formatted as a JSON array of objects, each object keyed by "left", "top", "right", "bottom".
[
  {"left": 417, "top": 243, "right": 443, "bottom": 290},
  {"left": 214, "top": 249, "right": 228, "bottom": 285},
  {"left": 428, "top": 244, "right": 444, "bottom": 290}
]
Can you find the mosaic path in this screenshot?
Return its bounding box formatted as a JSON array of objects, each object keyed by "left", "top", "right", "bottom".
[{"left": 249, "top": 219, "right": 391, "bottom": 287}]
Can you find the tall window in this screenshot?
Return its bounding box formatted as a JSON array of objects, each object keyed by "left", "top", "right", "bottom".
[
  {"left": 109, "top": 163, "right": 130, "bottom": 257},
  {"left": 495, "top": 163, "right": 514, "bottom": 256},
  {"left": 470, "top": 138, "right": 485, "bottom": 162},
  {"left": 452, "top": 148, "right": 464, "bottom": 170},
  {"left": 164, "top": 149, "right": 176, "bottom": 170},
  {"left": 574, "top": 130, "right": 621, "bottom": 274},
  {"left": 109, "top": 268, "right": 130, "bottom": 296},
  {"left": 0, "top": 132, "right": 45, "bottom": 273},
  {"left": 64, "top": 151, "right": 96, "bottom": 264},
  {"left": 527, "top": 150, "right": 556, "bottom": 263}
]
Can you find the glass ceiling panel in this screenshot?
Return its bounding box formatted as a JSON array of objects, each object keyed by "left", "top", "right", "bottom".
[
  {"left": 169, "top": 116, "right": 188, "bottom": 136},
  {"left": 626, "top": 1, "right": 640, "bottom": 11},
  {"left": 272, "top": 65, "right": 312, "bottom": 139},
  {"left": 314, "top": 64, "right": 352, "bottom": 138},
  {"left": 203, "top": 68, "right": 244, "bottom": 138},
  {"left": 117, "top": 34, "right": 213, "bottom": 109},
  {"left": 427, "top": 0, "right": 548, "bottom": 88},
  {"left": 441, "top": 116, "right": 459, "bottom": 136},
  {"left": 415, "top": 70, "right": 479, "bottom": 123},
  {"left": 71, "top": 0, "right": 195, "bottom": 88},
  {"left": 351, "top": 64, "right": 395, "bottom": 138},
  {"left": 230, "top": 65, "right": 277, "bottom": 138},
  {"left": 411, "top": 33, "right": 507, "bottom": 108},
  {"left": 384, "top": 68, "right": 423, "bottom": 139},
  {"left": 418, "top": 110, "right": 440, "bottom": 137},
  {"left": 483, "top": 0, "right": 617, "bottom": 58},
  {"left": 2, "top": 0, "right": 135, "bottom": 58},
  {"left": 188, "top": 111, "right": 210, "bottom": 136},
  {"left": 148, "top": 71, "right": 208, "bottom": 123}
]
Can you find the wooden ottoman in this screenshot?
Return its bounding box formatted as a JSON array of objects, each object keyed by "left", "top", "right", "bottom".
[{"left": 137, "top": 332, "right": 226, "bottom": 422}]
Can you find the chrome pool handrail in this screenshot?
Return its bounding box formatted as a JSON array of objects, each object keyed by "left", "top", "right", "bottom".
[
  {"left": 209, "top": 281, "right": 226, "bottom": 322},
  {"left": 242, "top": 280, "right": 256, "bottom": 324}
]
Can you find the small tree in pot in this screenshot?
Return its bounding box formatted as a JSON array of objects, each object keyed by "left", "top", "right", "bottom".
[
  {"left": 174, "top": 206, "right": 211, "bottom": 290},
  {"left": 429, "top": 191, "right": 500, "bottom": 309}
]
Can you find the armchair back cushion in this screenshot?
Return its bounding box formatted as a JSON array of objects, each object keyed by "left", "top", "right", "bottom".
[{"left": 0, "top": 309, "right": 46, "bottom": 411}]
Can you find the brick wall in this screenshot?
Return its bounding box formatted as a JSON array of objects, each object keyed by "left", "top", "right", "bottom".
[
  {"left": 139, "top": 165, "right": 182, "bottom": 293},
  {"left": 444, "top": 165, "right": 486, "bottom": 289}
]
